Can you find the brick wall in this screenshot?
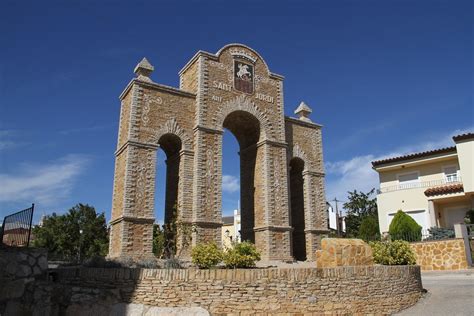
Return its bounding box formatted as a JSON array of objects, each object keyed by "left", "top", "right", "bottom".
[
  {"left": 54, "top": 266, "right": 423, "bottom": 315},
  {"left": 410, "top": 238, "right": 469, "bottom": 270}
]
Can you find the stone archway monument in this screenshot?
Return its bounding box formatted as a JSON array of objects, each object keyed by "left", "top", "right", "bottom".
[{"left": 108, "top": 44, "right": 328, "bottom": 261}]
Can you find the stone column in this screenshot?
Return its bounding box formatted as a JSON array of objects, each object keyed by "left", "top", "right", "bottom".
[
  {"left": 176, "top": 149, "right": 194, "bottom": 258},
  {"left": 255, "top": 141, "right": 293, "bottom": 261},
  {"left": 303, "top": 170, "right": 328, "bottom": 261},
  {"left": 109, "top": 143, "right": 157, "bottom": 259},
  {"left": 428, "top": 200, "right": 437, "bottom": 228},
  {"left": 191, "top": 127, "right": 223, "bottom": 246}
]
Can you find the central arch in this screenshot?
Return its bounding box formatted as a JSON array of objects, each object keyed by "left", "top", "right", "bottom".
[
  {"left": 214, "top": 95, "right": 273, "bottom": 140},
  {"left": 222, "top": 110, "right": 261, "bottom": 243}
]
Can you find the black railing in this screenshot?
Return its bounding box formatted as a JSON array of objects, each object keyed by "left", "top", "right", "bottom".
[
  {"left": 0, "top": 204, "right": 35, "bottom": 247},
  {"left": 355, "top": 227, "right": 456, "bottom": 243}
]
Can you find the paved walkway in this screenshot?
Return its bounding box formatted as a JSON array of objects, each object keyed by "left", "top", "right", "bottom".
[{"left": 396, "top": 270, "right": 474, "bottom": 316}]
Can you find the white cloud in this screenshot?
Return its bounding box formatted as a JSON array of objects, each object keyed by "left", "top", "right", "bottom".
[
  {"left": 222, "top": 174, "right": 239, "bottom": 193},
  {"left": 325, "top": 127, "right": 473, "bottom": 211},
  {"left": 0, "top": 130, "right": 28, "bottom": 151},
  {"left": 325, "top": 154, "right": 378, "bottom": 205},
  {"left": 0, "top": 154, "right": 89, "bottom": 206}
]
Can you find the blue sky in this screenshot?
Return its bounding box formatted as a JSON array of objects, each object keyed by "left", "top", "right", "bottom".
[{"left": 0, "top": 0, "right": 472, "bottom": 224}]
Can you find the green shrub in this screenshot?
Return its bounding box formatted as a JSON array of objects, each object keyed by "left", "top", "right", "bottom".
[
  {"left": 369, "top": 240, "right": 417, "bottom": 265},
  {"left": 82, "top": 256, "right": 122, "bottom": 268},
  {"left": 465, "top": 209, "right": 474, "bottom": 224},
  {"left": 152, "top": 224, "right": 165, "bottom": 258},
  {"left": 191, "top": 242, "right": 223, "bottom": 269},
  {"left": 162, "top": 258, "right": 183, "bottom": 269},
  {"left": 358, "top": 215, "right": 380, "bottom": 241},
  {"left": 223, "top": 241, "right": 261, "bottom": 268},
  {"left": 389, "top": 210, "right": 422, "bottom": 242},
  {"left": 426, "top": 226, "right": 455, "bottom": 240}
]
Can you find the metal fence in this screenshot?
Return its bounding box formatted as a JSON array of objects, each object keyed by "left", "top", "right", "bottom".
[
  {"left": 0, "top": 204, "right": 35, "bottom": 247},
  {"left": 357, "top": 227, "right": 456, "bottom": 243},
  {"left": 466, "top": 224, "right": 474, "bottom": 238}
]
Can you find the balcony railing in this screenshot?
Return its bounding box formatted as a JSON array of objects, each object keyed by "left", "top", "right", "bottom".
[{"left": 377, "top": 175, "right": 462, "bottom": 194}]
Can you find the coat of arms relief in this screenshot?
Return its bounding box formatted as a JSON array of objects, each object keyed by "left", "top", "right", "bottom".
[{"left": 234, "top": 60, "right": 254, "bottom": 94}]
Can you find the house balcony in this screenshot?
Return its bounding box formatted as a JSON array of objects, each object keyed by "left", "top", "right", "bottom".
[{"left": 377, "top": 175, "right": 463, "bottom": 194}]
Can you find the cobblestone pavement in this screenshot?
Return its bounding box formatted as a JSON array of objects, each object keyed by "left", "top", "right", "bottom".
[{"left": 396, "top": 270, "right": 474, "bottom": 316}]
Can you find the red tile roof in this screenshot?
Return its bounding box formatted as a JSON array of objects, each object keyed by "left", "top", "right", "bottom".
[
  {"left": 453, "top": 133, "right": 474, "bottom": 142},
  {"left": 424, "top": 183, "right": 464, "bottom": 197},
  {"left": 372, "top": 146, "right": 457, "bottom": 167}
]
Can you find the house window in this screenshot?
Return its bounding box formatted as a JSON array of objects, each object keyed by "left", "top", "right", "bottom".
[
  {"left": 443, "top": 166, "right": 458, "bottom": 182},
  {"left": 397, "top": 171, "right": 419, "bottom": 189}
]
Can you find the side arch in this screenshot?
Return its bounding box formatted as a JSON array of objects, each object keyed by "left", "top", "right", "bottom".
[
  {"left": 292, "top": 143, "right": 309, "bottom": 168},
  {"left": 148, "top": 118, "right": 192, "bottom": 151},
  {"left": 289, "top": 157, "right": 307, "bottom": 260},
  {"left": 213, "top": 95, "right": 274, "bottom": 140}
]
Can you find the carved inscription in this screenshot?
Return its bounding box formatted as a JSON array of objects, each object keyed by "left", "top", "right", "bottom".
[
  {"left": 212, "top": 95, "right": 223, "bottom": 102},
  {"left": 212, "top": 81, "right": 232, "bottom": 92},
  {"left": 255, "top": 93, "right": 274, "bottom": 103}
]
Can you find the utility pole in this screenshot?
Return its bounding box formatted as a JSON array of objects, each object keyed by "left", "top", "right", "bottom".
[{"left": 332, "top": 198, "right": 342, "bottom": 237}]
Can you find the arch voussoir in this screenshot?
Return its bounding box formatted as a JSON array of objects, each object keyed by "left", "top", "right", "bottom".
[
  {"left": 148, "top": 118, "right": 192, "bottom": 151},
  {"left": 213, "top": 95, "right": 274, "bottom": 140}
]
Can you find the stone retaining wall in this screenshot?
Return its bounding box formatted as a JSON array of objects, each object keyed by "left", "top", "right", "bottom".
[
  {"left": 0, "top": 247, "right": 49, "bottom": 315},
  {"left": 52, "top": 265, "right": 423, "bottom": 315},
  {"left": 410, "top": 238, "right": 469, "bottom": 270}
]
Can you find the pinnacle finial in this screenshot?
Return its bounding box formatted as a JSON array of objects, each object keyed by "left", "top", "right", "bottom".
[
  {"left": 134, "top": 57, "right": 154, "bottom": 82},
  {"left": 294, "top": 101, "right": 312, "bottom": 122}
]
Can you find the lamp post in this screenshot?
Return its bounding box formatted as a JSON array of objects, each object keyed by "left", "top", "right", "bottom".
[{"left": 78, "top": 229, "right": 83, "bottom": 263}]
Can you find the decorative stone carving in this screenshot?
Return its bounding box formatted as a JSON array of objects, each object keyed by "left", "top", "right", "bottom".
[
  {"left": 292, "top": 144, "right": 308, "bottom": 166},
  {"left": 213, "top": 95, "right": 274, "bottom": 140},
  {"left": 147, "top": 118, "right": 192, "bottom": 151},
  {"left": 134, "top": 57, "right": 154, "bottom": 82},
  {"left": 294, "top": 101, "right": 312, "bottom": 122}
]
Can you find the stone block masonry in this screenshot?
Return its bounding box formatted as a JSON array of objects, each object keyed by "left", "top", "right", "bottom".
[
  {"left": 0, "top": 248, "right": 49, "bottom": 315},
  {"left": 109, "top": 44, "right": 328, "bottom": 261},
  {"left": 410, "top": 238, "right": 469, "bottom": 270},
  {"left": 53, "top": 265, "right": 423, "bottom": 315},
  {"left": 315, "top": 238, "right": 374, "bottom": 268}
]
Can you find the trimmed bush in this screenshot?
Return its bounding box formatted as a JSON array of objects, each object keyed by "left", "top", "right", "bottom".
[
  {"left": 223, "top": 241, "right": 261, "bottom": 268},
  {"left": 369, "top": 240, "right": 417, "bottom": 265},
  {"left": 358, "top": 215, "right": 380, "bottom": 241},
  {"left": 191, "top": 242, "right": 223, "bottom": 269},
  {"left": 389, "top": 210, "right": 422, "bottom": 242}
]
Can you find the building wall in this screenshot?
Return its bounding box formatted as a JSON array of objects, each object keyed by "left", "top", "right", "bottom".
[
  {"left": 434, "top": 199, "right": 471, "bottom": 228},
  {"left": 377, "top": 188, "right": 431, "bottom": 233},
  {"left": 221, "top": 224, "right": 235, "bottom": 249},
  {"left": 456, "top": 139, "right": 474, "bottom": 194},
  {"left": 376, "top": 156, "right": 461, "bottom": 233},
  {"left": 378, "top": 157, "right": 459, "bottom": 187},
  {"left": 221, "top": 210, "right": 241, "bottom": 249},
  {"left": 52, "top": 266, "right": 423, "bottom": 315}
]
